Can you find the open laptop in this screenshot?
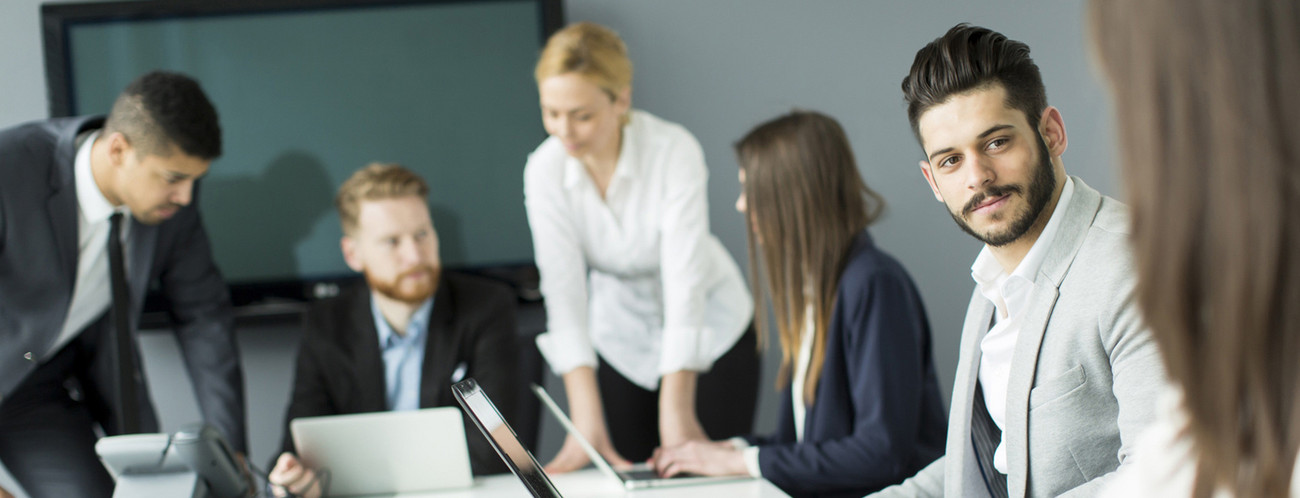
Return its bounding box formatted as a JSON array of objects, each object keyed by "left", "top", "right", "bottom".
[
  {"left": 531, "top": 383, "right": 752, "bottom": 490},
  {"left": 452, "top": 378, "right": 563, "bottom": 498},
  {"left": 290, "top": 407, "right": 473, "bottom": 496}
]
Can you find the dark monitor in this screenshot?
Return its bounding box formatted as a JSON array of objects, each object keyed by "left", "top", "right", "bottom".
[{"left": 41, "top": 0, "right": 563, "bottom": 314}]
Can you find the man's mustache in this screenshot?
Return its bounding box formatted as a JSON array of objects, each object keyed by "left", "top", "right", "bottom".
[{"left": 963, "top": 184, "right": 1022, "bottom": 216}]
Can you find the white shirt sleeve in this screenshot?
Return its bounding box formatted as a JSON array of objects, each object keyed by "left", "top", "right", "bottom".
[
  {"left": 524, "top": 151, "right": 597, "bottom": 375},
  {"left": 655, "top": 130, "right": 715, "bottom": 375}
]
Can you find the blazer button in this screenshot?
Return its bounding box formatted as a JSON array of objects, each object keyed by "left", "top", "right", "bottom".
[{"left": 24, "top": 352, "right": 34, "bottom": 361}]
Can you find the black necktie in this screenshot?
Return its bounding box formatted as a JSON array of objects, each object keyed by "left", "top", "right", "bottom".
[
  {"left": 108, "top": 212, "right": 140, "bottom": 434},
  {"left": 972, "top": 382, "right": 1009, "bottom": 498}
]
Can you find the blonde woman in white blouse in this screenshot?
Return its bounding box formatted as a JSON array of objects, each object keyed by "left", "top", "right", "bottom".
[{"left": 525, "top": 22, "right": 756, "bottom": 472}]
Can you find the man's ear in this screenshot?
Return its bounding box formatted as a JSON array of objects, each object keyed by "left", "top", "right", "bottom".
[
  {"left": 106, "top": 132, "right": 132, "bottom": 168},
  {"left": 919, "top": 160, "right": 944, "bottom": 203},
  {"left": 341, "top": 236, "right": 364, "bottom": 272},
  {"left": 1039, "top": 106, "right": 1068, "bottom": 157}
]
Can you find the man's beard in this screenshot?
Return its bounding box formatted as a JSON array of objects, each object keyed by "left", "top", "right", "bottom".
[
  {"left": 367, "top": 264, "right": 440, "bottom": 304},
  {"left": 948, "top": 136, "right": 1057, "bottom": 247}
]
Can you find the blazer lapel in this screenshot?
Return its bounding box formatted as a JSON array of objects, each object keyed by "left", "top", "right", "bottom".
[
  {"left": 46, "top": 124, "right": 86, "bottom": 300},
  {"left": 1002, "top": 177, "right": 1103, "bottom": 495},
  {"left": 948, "top": 289, "right": 996, "bottom": 496},
  {"left": 420, "top": 278, "right": 460, "bottom": 408},
  {"left": 349, "top": 290, "right": 389, "bottom": 412}
]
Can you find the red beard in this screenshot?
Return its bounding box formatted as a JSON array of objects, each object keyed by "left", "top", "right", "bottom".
[{"left": 366, "top": 264, "right": 439, "bottom": 304}]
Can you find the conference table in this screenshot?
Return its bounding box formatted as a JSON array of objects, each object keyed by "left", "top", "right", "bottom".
[{"left": 395, "top": 468, "right": 792, "bottom": 497}]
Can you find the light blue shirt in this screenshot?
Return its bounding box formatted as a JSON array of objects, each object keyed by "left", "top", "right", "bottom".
[{"left": 371, "top": 296, "right": 433, "bottom": 412}]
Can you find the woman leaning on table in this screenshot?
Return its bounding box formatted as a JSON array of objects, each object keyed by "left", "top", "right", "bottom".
[
  {"left": 524, "top": 22, "right": 757, "bottom": 471},
  {"left": 650, "top": 111, "right": 947, "bottom": 498},
  {"left": 1091, "top": 0, "right": 1300, "bottom": 496}
]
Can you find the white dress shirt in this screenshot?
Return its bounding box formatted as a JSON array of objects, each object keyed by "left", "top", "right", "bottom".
[
  {"left": 971, "top": 177, "right": 1074, "bottom": 474},
  {"left": 524, "top": 110, "right": 753, "bottom": 390},
  {"left": 49, "top": 131, "right": 131, "bottom": 359}
]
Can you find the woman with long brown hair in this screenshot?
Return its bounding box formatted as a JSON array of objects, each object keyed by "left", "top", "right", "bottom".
[
  {"left": 650, "top": 111, "right": 946, "bottom": 497},
  {"left": 1091, "top": 0, "right": 1300, "bottom": 495}
]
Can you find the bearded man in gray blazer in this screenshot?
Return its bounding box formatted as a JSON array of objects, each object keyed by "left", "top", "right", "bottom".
[
  {"left": 0, "top": 72, "right": 245, "bottom": 498},
  {"left": 870, "top": 24, "right": 1165, "bottom": 498}
]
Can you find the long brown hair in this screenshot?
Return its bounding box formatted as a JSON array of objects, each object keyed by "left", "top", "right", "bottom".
[
  {"left": 1091, "top": 0, "right": 1300, "bottom": 495},
  {"left": 734, "top": 111, "right": 885, "bottom": 405}
]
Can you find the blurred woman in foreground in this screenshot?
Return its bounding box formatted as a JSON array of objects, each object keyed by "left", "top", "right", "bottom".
[{"left": 1091, "top": 0, "right": 1300, "bottom": 495}]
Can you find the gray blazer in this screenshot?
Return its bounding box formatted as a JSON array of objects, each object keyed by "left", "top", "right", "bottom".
[
  {"left": 871, "top": 178, "right": 1166, "bottom": 497},
  {"left": 0, "top": 116, "right": 247, "bottom": 451}
]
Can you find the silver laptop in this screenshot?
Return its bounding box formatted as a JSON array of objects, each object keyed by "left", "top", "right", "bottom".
[
  {"left": 290, "top": 407, "right": 473, "bottom": 496},
  {"left": 531, "top": 383, "right": 752, "bottom": 490}
]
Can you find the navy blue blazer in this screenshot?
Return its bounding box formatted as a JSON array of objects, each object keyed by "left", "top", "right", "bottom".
[{"left": 744, "top": 231, "right": 946, "bottom": 498}]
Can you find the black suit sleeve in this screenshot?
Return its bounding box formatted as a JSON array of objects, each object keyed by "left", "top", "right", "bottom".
[
  {"left": 276, "top": 308, "right": 341, "bottom": 461},
  {"left": 460, "top": 281, "right": 520, "bottom": 475},
  {"left": 158, "top": 204, "right": 247, "bottom": 454}
]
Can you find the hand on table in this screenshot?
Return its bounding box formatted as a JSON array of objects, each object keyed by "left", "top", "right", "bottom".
[
  {"left": 649, "top": 440, "right": 747, "bottom": 478},
  {"left": 268, "top": 452, "right": 322, "bottom": 498},
  {"left": 544, "top": 429, "right": 631, "bottom": 474}
]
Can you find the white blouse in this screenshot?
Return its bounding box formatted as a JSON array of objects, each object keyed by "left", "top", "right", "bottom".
[
  {"left": 1103, "top": 385, "right": 1300, "bottom": 496},
  {"left": 523, "top": 110, "right": 752, "bottom": 390}
]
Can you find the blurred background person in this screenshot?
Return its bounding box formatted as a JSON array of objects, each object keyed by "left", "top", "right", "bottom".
[{"left": 524, "top": 21, "right": 757, "bottom": 471}]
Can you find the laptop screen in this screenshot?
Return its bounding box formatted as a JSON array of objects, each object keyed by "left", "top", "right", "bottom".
[{"left": 452, "top": 379, "right": 562, "bottom": 498}]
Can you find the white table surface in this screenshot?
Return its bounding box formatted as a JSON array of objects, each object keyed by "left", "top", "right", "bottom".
[{"left": 393, "top": 468, "right": 791, "bottom": 498}]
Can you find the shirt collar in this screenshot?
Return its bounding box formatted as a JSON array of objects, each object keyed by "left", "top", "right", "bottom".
[
  {"left": 562, "top": 111, "right": 640, "bottom": 190},
  {"left": 971, "top": 176, "right": 1076, "bottom": 286},
  {"left": 74, "top": 131, "right": 128, "bottom": 223},
  {"left": 372, "top": 295, "right": 434, "bottom": 348}
]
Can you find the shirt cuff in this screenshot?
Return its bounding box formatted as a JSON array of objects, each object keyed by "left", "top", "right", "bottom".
[
  {"left": 727, "top": 437, "right": 750, "bottom": 449},
  {"left": 535, "top": 331, "right": 597, "bottom": 375},
  {"left": 742, "top": 446, "right": 762, "bottom": 478},
  {"left": 658, "top": 326, "right": 711, "bottom": 374}
]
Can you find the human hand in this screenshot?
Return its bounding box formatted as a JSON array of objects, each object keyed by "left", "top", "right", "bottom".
[
  {"left": 649, "top": 440, "right": 748, "bottom": 478},
  {"left": 544, "top": 429, "right": 631, "bottom": 474},
  {"left": 268, "top": 452, "right": 322, "bottom": 498},
  {"left": 0, "top": 484, "right": 13, "bottom": 498}
]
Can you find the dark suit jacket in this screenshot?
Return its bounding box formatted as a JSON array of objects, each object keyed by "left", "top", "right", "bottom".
[
  {"left": 0, "top": 116, "right": 246, "bottom": 450},
  {"left": 279, "top": 272, "right": 520, "bottom": 476},
  {"left": 744, "top": 231, "right": 947, "bottom": 498}
]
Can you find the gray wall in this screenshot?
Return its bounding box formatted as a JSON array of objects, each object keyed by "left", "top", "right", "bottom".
[{"left": 0, "top": 1, "right": 1118, "bottom": 496}]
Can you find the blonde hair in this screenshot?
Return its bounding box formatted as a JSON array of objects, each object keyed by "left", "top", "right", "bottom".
[
  {"left": 534, "top": 21, "right": 632, "bottom": 98},
  {"left": 335, "top": 163, "right": 429, "bottom": 236}
]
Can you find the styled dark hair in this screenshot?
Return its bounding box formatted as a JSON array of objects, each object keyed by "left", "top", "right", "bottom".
[
  {"left": 103, "top": 71, "right": 222, "bottom": 160},
  {"left": 1091, "top": 0, "right": 1300, "bottom": 495},
  {"left": 902, "top": 23, "right": 1047, "bottom": 143},
  {"left": 734, "top": 110, "right": 885, "bottom": 404}
]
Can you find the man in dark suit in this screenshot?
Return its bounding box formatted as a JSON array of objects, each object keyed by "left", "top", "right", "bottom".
[
  {"left": 269, "top": 163, "right": 519, "bottom": 497},
  {"left": 0, "top": 71, "right": 246, "bottom": 498}
]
